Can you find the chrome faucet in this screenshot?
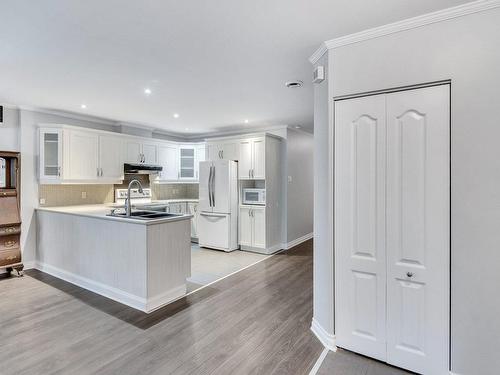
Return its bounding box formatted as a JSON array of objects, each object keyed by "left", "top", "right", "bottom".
[{"left": 125, "top": 179, "right": 143, "bottom": 217}]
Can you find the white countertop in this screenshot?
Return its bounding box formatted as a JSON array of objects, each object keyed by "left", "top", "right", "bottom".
[{"left": 36, "top": 204, "right": 193, "bottom": 225}]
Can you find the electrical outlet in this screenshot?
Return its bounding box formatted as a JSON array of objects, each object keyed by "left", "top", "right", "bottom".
[
  {"left": 39, "top": 198, "right": 46, "bottom": 205},
  {"left": 288, "top": 176, "right": 292, "bottom": 183},
  {"left": 81, "top": 191, "right": 87, "bottom": 199}
]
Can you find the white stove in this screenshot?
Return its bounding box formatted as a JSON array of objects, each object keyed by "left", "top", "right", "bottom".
[{"left": 115, "top": 188, "right": 152, "bottom": 205}]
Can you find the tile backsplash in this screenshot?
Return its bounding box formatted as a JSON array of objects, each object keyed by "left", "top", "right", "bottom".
[
  {"left": 39, "top": 184, "right": 114, "bottom": 207},
  {"left": 39, "top": 180, "right": 199, "bottom": 207},
  {"left": 151, "top": 183, "right": 199, "bottom": 200}
]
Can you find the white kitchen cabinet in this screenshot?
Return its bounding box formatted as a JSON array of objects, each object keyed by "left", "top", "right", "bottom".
[
  {"left": 206, "top": 141, "right": 238, "bottom": 161},
  {"left": 157, "top": 143, "right": 179, "bottom": 181},
  {"left": 125, "top": 139, "right": 157, "bottom": 164},
  {"left": 39, "top": 128, "right": 63, "bottom": 182},
  {"left": 125, "top": 139, "right": 142, "bottom": 163},
  {"left": 179, "top": 146, "right": 196, "bottom": 180},
  {"left": 168, "top": 202, "right": 187, "bottom": 214},
  {"left": 239, "top": 206, "right": 266, "bottom": 249},
  {"left": 238, "top": 137, "right": 265, "bottom": 179},
  {"left": 98, "top": 135, "right": 124, "bottom": 180},
  {"left": 188, "top": 202, "right": 199, "bottom": 239},
  {"left": 65, "top": 130, "right": 99, "bottom": 180},
  {"left": 195, "top": 145, "right": 205, "bottom": 180},
  {"left": 142, "top": 141, "right": 158, "bottom": 164}
]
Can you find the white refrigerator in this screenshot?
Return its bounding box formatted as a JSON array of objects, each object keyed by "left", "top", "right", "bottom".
[{"left": 198, "top": 160, "right": 239, "bottom": 251}]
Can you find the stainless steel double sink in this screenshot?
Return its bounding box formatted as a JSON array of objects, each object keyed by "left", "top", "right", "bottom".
[{"left": 107, "top": 210, "right": 182, "bottom": 220}]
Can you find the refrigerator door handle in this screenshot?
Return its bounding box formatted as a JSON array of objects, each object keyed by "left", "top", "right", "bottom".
[
  {"left": 208, "top": 165, "right": 213, "bottom": 207},
  {"left": 200, "top": 212, "right": 226, "bottom": 217},
  {"left": 211, "top": 165, "right": 216, "bottom": 207}
]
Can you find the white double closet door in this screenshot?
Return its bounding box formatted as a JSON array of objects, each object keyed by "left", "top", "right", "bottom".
[{"left": 334, "top": 85, "right": 450, "bottom": 375}]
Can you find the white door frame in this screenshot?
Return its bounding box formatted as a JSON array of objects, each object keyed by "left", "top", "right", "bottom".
[{"left": 331, "top": 80, "right": 451, "bottom": 373}]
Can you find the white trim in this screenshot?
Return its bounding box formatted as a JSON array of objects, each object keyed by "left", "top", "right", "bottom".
[
  {"left": 35, "top": 261, "right": 147, "bottom": 310},
  {"left": 239, "top": 243, "right": 283, "bottom": 255},
  {"left": 309, "top": 347, "right": 329, "bottom": 375},
  {"left": 23, "top": 261, "right": 36, "bottom": 270},
  {"left": 34, "top": 261, "right": 185, "bottom": 313},
  {"left": 283, "top": 232, "right": 313, "bottom": 250},
  {"left": 145, "top": 285, "right": 186, "bottom": 313},
  {"left": 311, "top": 317, "right": 337, "bottom": 351},
  {"left": 449, "top": 372, "right": 463, "bottom": 375},
  {"left": 309, "top": 0, "right": 500, "bottom": 63}
]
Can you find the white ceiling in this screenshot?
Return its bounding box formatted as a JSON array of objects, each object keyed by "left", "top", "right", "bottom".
[{"left": 0, "top": 0, "right": 468, "bottom": 136}]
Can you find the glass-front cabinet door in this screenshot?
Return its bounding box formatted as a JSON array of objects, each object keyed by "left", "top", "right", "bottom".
[
  {"left": 179, "top": 146, "right": 195, "bottom": 180},
  {"left": 40, "top": 128, "right": 62, "bottom": 181}
]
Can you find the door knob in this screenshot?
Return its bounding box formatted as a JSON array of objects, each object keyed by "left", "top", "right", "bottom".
[{"left": 406, "top": 272, "right": 414, "bottom": 278}]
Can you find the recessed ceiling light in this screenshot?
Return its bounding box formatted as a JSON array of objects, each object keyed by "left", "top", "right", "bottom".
[
  {"left": 80, "top": 104, "right": 87, "bottom": 109},
  {"left": 185, "top": 127, "right": 189, "bottom": 131},
  {"left": 285, "top": 80, "right": 303, "bottom": 88},
  {"left": 173, "top": 113, "right": 180, "bottom": 118},
  {"left": 244, "top": 119, "right": 249, "bottom": 124},
  {"left": 144, "top": 88, "right": 152, "bottom": 95},
  {"left": 295, "top": 125, "right": 301, "bottom": 129}
]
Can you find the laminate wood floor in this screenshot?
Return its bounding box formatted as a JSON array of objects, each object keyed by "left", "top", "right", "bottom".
[
  {"left": 0, "top": 240, "right": 323, "bottom": 375},
  {"left": 317, "top": 349, "right": 414, "bottom": 375}
]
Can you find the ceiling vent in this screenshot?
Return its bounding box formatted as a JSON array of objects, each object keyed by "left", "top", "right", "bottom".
[{"left": 285, "top": 80, "right": 303, "bottom": 88}]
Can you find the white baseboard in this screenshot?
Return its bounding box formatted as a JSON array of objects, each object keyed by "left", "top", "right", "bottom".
[
  {"left": 311, "top": 317, "right": 337, "bottom": 351},
  {"left": 23, "top": 261, "right": 36, "bottom": 270},
  {"left": 283, "top": 232, "right": 313, "bottom": 250},
  {"left": 35, "top": 262, "right": 185, "bottom": 313},
  {"left": 145, "top": 285, "right": 186, "bottom": 313}
]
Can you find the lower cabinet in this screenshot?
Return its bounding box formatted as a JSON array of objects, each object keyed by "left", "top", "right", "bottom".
[
  {"left": 239, "top": 206, "right": 265, "bottom": 249},
  {"left": 168, "top": 202, "right": 186, "bottom": 214},
  {"left": 188, "top": 202, "right": 199, "bottom": 239}
]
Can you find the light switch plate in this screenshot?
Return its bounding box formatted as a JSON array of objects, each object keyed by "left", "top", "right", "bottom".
[
  {"left": 81, "top": 191, "right": 87, "bottom": 199},
  {"left": 39, "top": 198, "right": 46, "bottom": 205},
  {"left": 288, "top": 176, "right": 292, "bottom": 183}
]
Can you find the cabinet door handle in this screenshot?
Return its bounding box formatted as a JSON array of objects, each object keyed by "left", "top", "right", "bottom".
[
  {"left": 97, "top": 168, "right": 100, "bottom": 177},
  {"left": 57, "top": 166, "right": 61, "bottom": 177},
  {"left": 221, "top": 150, "right": 224, "bottom": 159},
  {"left": 251, "top": 169, "right": 254, "bottom": 178},
  {"left": 100, "top": 168, "right": 103, "bottom": 177}
]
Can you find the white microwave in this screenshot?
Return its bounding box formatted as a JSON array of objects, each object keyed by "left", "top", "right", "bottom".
[{"left": 242, "top": 188, "right": 266, "bottom": 205}]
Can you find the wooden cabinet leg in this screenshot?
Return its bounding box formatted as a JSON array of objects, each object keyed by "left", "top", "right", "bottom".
[{"left": 10, "top": 264, "right": 24, "bottom": 277}]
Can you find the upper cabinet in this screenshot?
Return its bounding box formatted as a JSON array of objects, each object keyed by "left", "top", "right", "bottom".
[
  {"left": 206, "top": 140, "right": 238, "bottom": 161},
  {"left": 64, "top": 130, "right": 99, "bottom": 180},
  {"left": 238, "top": 137, "right": 265, "bottom": 179},
  {"left": 157, "top": 143, "right": 179, "bottom": 181},
  {"left": 99, "top": 135, "right": 124, "bottom": 180},
  {"left": 125, "top": 139, "right": 157, "bottom": 164},
  {"left": 39, "top": 128, "right": 63, "bottom": 181},
  {"left": 179, "top": 146, "right": 196, "bottom": 180}
]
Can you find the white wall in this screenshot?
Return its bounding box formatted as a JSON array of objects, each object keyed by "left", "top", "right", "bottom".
[
  {"left": 0, "top": 106, "right": 20, "bottom": 151},
  {"left": 313, "top": 8, "right": 500, "bottom": 375},
  {"left": 312, "top": 53, "right": 335, "bottom": 337},
  {"left": 286, "top": 128, "right": 314, "bottom": 243}
]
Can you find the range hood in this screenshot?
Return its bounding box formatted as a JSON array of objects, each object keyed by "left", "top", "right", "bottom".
[{"left": 124, "top": 163, "right": 163, "bottom": 174}]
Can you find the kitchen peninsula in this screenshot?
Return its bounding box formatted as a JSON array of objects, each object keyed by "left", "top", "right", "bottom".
[{"left": 36, "top": 205, "right": 191, "bottom": 312}]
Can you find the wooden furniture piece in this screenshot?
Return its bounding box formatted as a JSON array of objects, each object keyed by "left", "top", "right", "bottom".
[{"left": 0, "top": 151, "right": 23, "bottom": 276}]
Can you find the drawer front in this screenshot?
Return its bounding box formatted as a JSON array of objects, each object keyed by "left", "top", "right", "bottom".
[
  {"left": 0, "top": 226, "right": 21, "bottom": 237},
  {"left": 0, "top": 235, "right": 20, "bottom": 251},
  {"left": 0, "top": 248, "right": 21, "bottom": 267}
]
